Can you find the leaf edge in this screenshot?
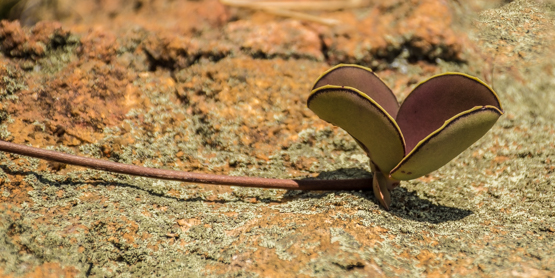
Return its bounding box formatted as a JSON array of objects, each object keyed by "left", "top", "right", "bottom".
[
  {"left": 400, "top": 72, "right": 504, "bottom": 111},
  {"left": 307, "top": 84, "right": 407, "bottom": 171},
  {"left": 389, "top": 105, "right": 504, "bottom": 180}
]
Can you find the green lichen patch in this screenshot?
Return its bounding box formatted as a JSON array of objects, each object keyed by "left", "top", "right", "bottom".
[
  {"left": 0, "top": 62, "right": 25, "bottom": 139},
  {"left": 0, "top": 20, "right": 79, "bottom": 72}
]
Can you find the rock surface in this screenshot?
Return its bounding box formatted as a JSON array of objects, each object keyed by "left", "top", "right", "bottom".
[{"left": 0, "top": 0, "right": 554, "bottom": 277}]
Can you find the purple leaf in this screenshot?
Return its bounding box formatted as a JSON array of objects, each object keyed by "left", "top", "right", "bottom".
[
  {"left": 391, "top": 106, "right": 503, "bottom": 180},
  {"left": 312, "top": 64, "right": 400, "bottom": 118},
  {"left": 396, "top": 73, "right": 502, "bottom": 154}
]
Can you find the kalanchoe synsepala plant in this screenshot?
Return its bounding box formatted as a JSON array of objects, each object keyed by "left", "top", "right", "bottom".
[{"left": 308, "top": 64, "right": 504, "bottom": 210}]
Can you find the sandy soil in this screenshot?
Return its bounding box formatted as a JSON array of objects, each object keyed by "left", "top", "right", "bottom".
[{"left": 0, "top": 0, "right": 554, "bottom": 277}]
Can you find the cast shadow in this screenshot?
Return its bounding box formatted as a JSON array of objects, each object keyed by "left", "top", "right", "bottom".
[
  {"left": 1, "top": 165, "right": 473, "bottom": 223},
  {"left": 0, "top": 165, "right": 210, "bottom": 203},
  {"left": 286, "top": 167, "right": 473, "bottom": 224}
]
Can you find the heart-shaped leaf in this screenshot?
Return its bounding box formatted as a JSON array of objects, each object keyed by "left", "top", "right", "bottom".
[
  {"left": 309, "top": 69, "right": 504, "bottom": 178},
  {"left": 308, "top": 65, "right": 504, "bottom": 210},
  {"left": 308, "top": 85, "right": 405, "bottom": 173}
]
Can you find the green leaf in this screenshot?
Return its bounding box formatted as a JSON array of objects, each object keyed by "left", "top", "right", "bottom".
[
  {"left": 308, "top": 85, "right": 405, "bottom": 173},
  {"left": 390, "top": 106, "right": 503, "bottom": 180}
]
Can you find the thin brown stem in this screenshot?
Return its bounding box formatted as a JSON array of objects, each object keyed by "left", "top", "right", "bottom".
[
  {"left": 0, "top": 140, "right": 372, "bottom": 191},
  {"left": 258, "top": 7, "right": 340, "bottom": 26},
  {"left": 220, "top": 0, "right": 370, "bottom": 11},
  {"left": 219, "top": 0, "right": 356, "bottom": 26}
]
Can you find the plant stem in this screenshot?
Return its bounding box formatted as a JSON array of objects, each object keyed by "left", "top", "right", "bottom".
[
  {"left": 220, "top": 0, "right": 370, "bottom": 11},
  {"left": 219, "top": 0, "right": 368, "bottom": 26},
  {"left": 258, "top": 7, "right": 340, "bottom": 26},
  {"left": 0, "top": 140, "right": 372, "bottom": 191}
]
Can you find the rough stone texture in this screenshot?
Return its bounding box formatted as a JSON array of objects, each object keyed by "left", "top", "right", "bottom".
[{"left": 0, "top": 0, "right": 554, "bottom": 277}]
